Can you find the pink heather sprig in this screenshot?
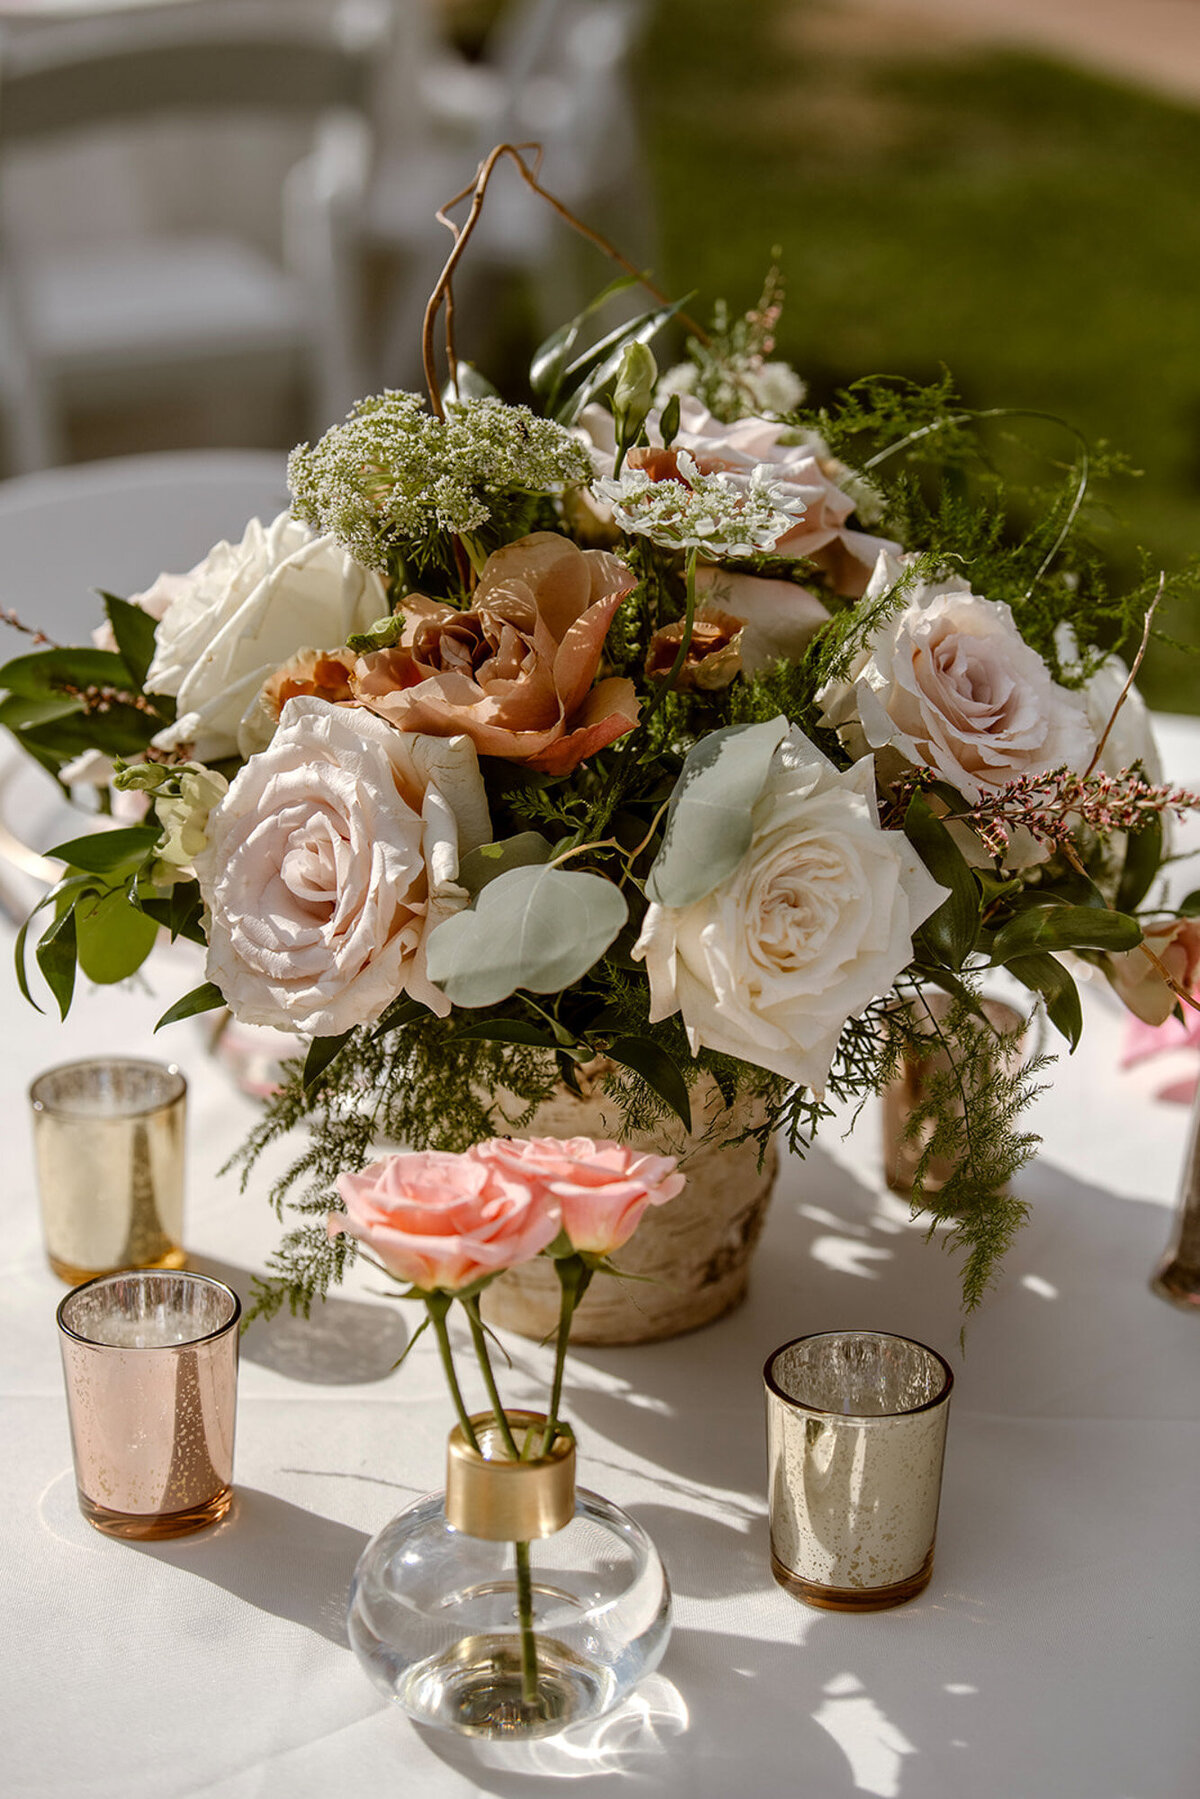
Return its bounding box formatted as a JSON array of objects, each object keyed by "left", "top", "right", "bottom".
[{"left": 893, "top": 766, "right": 1200, "bottom": 860}]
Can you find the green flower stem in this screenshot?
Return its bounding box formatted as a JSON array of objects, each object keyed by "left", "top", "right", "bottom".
[
  {"left": 543, "top": 1256, "right": 593, "bottom": 1454},
  {"left": 463, "top": 1297, "right": 520, "bottom": 1456},
  {"left": 426, "top": 1294, "right": 479, "bottom": 1452},
  {"left": 462, "top": 1294, "right": 538, "bottom": 1707}
]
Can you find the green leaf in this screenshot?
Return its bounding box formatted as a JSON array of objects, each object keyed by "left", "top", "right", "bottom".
[
  {"left": 137, "top": 890, "right": 208, "bottom": 947},
  {"left": 458, "top": 832, "right": 553, "bottom": 897},
  {"left": 303, "top": 1030, "right": 355, "bottom": 1092},
  {"left": 554, "top": 299, "right": 687, "bottom": 426},
  {"left": 0, "top": 645, "right": 130, "bottom": 698},
  {"left": 442, "top": 360, "right": 501, "bottom": 405},
  {"left": 903, "top": 792, "right": 980, "bottom": 970},
  {"left": 371, "top": 994, "right": 431, "bottom": 1038},
  {"left": 645, "top": 717, "right": 788, "bottom": 909},
  {"left": 75, "top": 884, "right": 158, "bottom": 983},
  {"left": 1179, "top": 890, "right": 1200, "bottom": 919},
  {"left": 448, "top": 1019, "right": 565, "bottom": 1051},
  {"left": 1007, "top": 952, "right": 1084, "bottom": 1049},
  {"left": 47, "top": 825, "right": 159, "bottom": 874},
  {"left": 988, "top": 904, "right": 1141, "bottom": 964},
  {"left": 605, "top": 1035, "right": 692, "bottom": 1132},
  {"left": 529, "top": 273, "right": 639, "bottom": 412},
  {"left": 425, "top": 865, "right": 628, "bottom": 1007},
  {"left": 156, "top": 982, "right": 227, "bottom": 1031},
  {"left": 36, "top": 903, "right": 78, "bottom": 1018},
  {"left": 1115, "top": 814, "right": 1163, "bottom": 915},
  {"left": 101, "top": 592, "right": 158, "bottom": 689}
]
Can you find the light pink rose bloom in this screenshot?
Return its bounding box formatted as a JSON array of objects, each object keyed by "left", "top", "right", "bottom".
[
  {"left": 1108, "top": 918, "right": 1200, "bottom": 1027},
  {"left": 818, "top": 551, "right": 1096, "bottom": 805},
  {"left": 194, "top": 696, "right": 490, "bottom": 1035},
  {"left": 473, "top": 1136, "right": 685, "bottom": 1256},
  {"left": 352, "top": 533, "right": 638, "bottom": 776},
  {"left": 330, "top": 1149, "right": 560, "bottom": 1291},
  {"left": 693, "top": 564, "right": 829, "bottom": 675},
  {"left": 579, "top": 397, "right": 898, "bottom": 598}
]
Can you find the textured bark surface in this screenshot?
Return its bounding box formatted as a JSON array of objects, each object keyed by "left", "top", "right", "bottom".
[{"left": 482, "top": 1073, "right": 778, "bottom": 1345}]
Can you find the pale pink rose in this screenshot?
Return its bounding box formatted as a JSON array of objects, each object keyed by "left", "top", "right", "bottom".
[
  {"left": 352, "top": 533, "right": 638, "bottom": 776},
  {"left": 579, "top": 398, "right": 898, "bottom": 597},
  {"left": 330, "top": 1149, "right": 560, "bottom": 1291},
  {"left": 473, "top": 1136, "right": 684, "bottom": 1256},
  {"left": 818, "top": 551, "right": 1096, "bottom": 805},
  {"left": 193, "top": 696, "right": 490, "bottom": 1035},
  {"left": 693, "top": 564, "right": 829, "bottom": 675},
  {"left": 1108, "top": 918, "right": 1200, "bottom": 1027}
]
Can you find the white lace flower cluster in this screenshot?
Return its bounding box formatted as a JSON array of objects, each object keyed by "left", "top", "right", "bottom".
[
  {"left": 288, "top": 393, "right": 593, "bottom": 570},
  {"left": 593, "top": 454, "right": 807, "bottom": 557}
]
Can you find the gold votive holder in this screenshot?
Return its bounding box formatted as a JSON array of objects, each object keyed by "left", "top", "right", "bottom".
[
  {"left": 446, "top": 1411, "right": 576, "bottom": 1541},
  {"left": 764, "top": 1331, "right": 953, "bottom": 1611},
  {"left": 882, "top": 997, "right": 1025, "bottom": 1196},
  {"left": 57, "top": 1269, "right": 240, "bottom": 1539},
  {"left": 30, "top": 1057, "right": 187, "bottom": 1284}
]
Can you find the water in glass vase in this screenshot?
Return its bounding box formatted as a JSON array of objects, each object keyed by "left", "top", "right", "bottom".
[{"left": 347, "top": 1488, "right": 671, "bottom": 1739}]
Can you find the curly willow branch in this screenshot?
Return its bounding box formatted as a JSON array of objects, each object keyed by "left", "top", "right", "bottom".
[{"left": 420, "top": 141, "right": 709, "bottom": 418}]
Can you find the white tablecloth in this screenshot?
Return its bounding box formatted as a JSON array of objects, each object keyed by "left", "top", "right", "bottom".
[{"left": 5, "top": 724, "right": 1199, "bottom": 1799}]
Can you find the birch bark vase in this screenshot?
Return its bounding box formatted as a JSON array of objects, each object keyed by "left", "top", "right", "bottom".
[{"left": 482, "top": 1069, "right": 778, "bottom": 1345}]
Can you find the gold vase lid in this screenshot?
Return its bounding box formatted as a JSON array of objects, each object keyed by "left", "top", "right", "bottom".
[{"left": 445, "top": 1410, "right": 576, "bottom": 1541}]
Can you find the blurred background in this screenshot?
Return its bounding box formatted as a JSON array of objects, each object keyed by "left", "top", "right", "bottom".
[{"left": 1, "top": 0, "right": 1197, "bottom": 707}]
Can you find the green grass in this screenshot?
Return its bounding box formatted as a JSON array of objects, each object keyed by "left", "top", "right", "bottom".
[{"left": 635, "top": 0, "right": 1200, "bottom": 710}]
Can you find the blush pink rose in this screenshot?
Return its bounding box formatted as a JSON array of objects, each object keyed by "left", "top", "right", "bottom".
[
  {"left": 1108, "top": 918, "right": 1200, "bottom": 1027},
  {"left": 351, "top": 532, "right": 638, "bottom": 775},
  {"left": 330, "top": 1149, "right": 560, "bottom": 1291},
  {"left": 473, "top": 1136, "right": 685, "bottom": 1257}
]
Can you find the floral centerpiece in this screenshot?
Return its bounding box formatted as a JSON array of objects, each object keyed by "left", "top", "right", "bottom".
[{"left": 4, "top": 146, "right": 1199, "bottom": 1317}]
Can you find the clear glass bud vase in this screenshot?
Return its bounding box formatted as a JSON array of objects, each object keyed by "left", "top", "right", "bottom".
[{"left": 347, "top": 1411, "right": 672, "bottom": 1739}]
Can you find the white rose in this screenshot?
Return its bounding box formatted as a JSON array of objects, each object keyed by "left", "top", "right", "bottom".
[
  {"left": 194, "top": 698, "right": 491, "bottom": 1036},
  {"left": 1054, "top": 623, "right": 1162, "bottom": 781},
  {"left": 632, "top": 727, "right": 948, "bottom": 1093},
  {"left": 144, "top": 513, "right": 389, "bottom": 762},
  {"left": 819, "top": 552, "right": 1096, "bottom": 803}
]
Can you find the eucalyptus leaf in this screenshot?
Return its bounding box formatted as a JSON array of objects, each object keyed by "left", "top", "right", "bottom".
[
  {"left": 448, "top": 1019, "right": 565, "bottom": 1051},
  {"left": 988, "top": 904, "right": 1141, "bottom": 964},
  {"left": 903, "top": 792, "right": 980, "bottom": 970},
  {"left": 529, "top": 273, "right": 639, "bottom": 411},
  {"left": 645, "top": 718, "right": 788, "bottom": 909},
  {"left": 156, "top": 982, "right": 227, "bottom": 1032},
  {"left": 371, "top": 994, "right": 430, "bottom": 1039},
  {"left": 458, "top": 832, "right": 553, "bottom": 897},
  {"left": 443, "top": 360, "right": 501, "bottom": 404},
  {"left": 554, "top": 300, "right": 686, "bottom": 425},
  {"left": 426, "top": 865, "right": 628, "bottom": 1007}
]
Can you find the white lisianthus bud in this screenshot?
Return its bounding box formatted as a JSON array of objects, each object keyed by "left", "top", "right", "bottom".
[{"left": 155, "top": 766, "right": 230, "bottom": 870}]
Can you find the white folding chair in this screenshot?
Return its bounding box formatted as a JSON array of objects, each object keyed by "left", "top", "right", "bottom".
[{"left": 0, "top": 2, "right": 388, "bottom": 474}]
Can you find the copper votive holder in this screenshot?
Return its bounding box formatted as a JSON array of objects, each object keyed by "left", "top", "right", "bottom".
[
  {"left": 57, "top": 1270, "right": 240, "bottom": 1539},
  {"left": 30, "top": 1057, "right": 187, "bottom": 1284}
]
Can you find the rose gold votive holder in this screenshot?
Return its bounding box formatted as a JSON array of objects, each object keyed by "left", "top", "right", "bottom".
[
  {"left": 57, "top": 1270, "right": 240, "bottom": 1539},
  {"left": 30, "top": 1057, "right": 187, "bottom": 1285}
]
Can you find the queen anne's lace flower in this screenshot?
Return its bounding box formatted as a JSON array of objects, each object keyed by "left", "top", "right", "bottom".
[{"left": 593, "top": 453, "right": 806, "bottom": 557}]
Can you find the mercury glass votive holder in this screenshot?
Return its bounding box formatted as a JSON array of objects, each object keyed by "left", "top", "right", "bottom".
[
  {"left": 57, "top": 1270, "right": 240, "bottom": 1538},
  {"left": 764, "top": 1331, "right": 953, "bottom": 1611},
  {"left": 30, "top": 1057, "right": 187, "bottom": 1284}
]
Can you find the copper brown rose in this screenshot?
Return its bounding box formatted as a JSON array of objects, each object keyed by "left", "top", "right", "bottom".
[{"left": 351, "top": 532, "right": 639, "bottom": 775}]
